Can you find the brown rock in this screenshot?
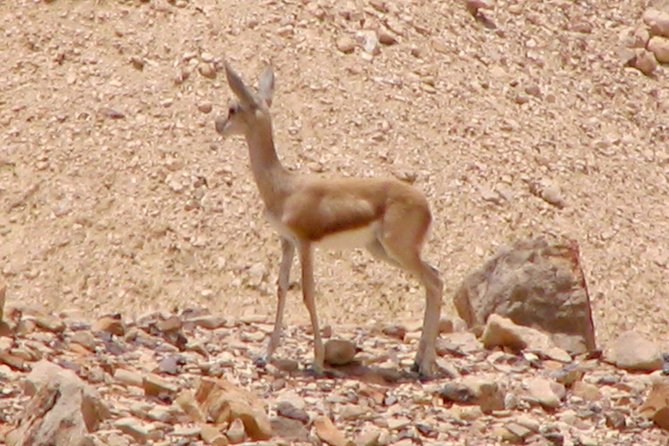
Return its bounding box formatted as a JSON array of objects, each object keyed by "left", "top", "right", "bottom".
[
  {"left": 454, "top": 237, "right": 596, "bottom": 354},
  {"left": 571, "top": 381, "right": 602, "bottom": 401},
  {"left": 336, "top": 36, "right": 356, "bottom": 54},
  {"left": 377, "top": 29, "right": 398, "bottom": 46},
  {"left": 93, "top": 315, "right": 125, "bottom": 336},
  {"left": 195, "top": 378, "right": 271, "bottom": 441},
  {"left": 200, "top": 424, "right": 229, "bottom": 445},
  {"left": 176, "top": 389, "right": 205, "bottom": 422},
  {"left": 142, "top": 373, "right": 178, "bottom": 397},
  {"left": 324, "top": 339, "right": 359, "bottom": 366},
  {"left": 114, "top": 418, "right": 150, "bottom": 444},
  {"left": 199, "top": 63, "right": 217, "bottom": 79},
  {"left": 648, "top": 36, "right": 669, "bottom": 63},
  {"left": 313, "top": 415, "right": 353, "bottom": 446},
  {"left": 7, "top": 360, "right": 109, "bottom": 446},
  {"left": 70, "top": 331, "right": 96, "bottom": 351},
  {"left": 631, "top": 48, "right": 658, "bottom": 75},
  {"left": 603, "top": 330, "right": 663, "bottom": 372},
  {"left": 156, "top": 315, "right": 182, "bottom": 333},
  {"left": 33, "top": 316, "right": 65, "bottom": 333},
  {"left": 643, "top": 8, "right": 669, "bottom": 38},
  {"left": 526, "top": 377, "right": 564, "bottom": 409},
  {"left": 226, "top": 418, "right": 246, "bottom": 444},
  {"left": 440, "top": 377, "right": 505, "bottom": 414},
  {"left": 271, "top": 416, "right": 309, "bottom": 442},
  {"left": 198, "top": 102, "right": 213, "bottom": 114},
  {"left": 381, "top": 324, "right": 407, "bottom": 340},
  {"left": 113, "top": 368, "right": 144, "bottom": 388},
  {"left": 481, "top": 314, "right": 572, "bottom": 362},
  {"left": 640, "top": 377, "right": 669, "bottom": 430}
]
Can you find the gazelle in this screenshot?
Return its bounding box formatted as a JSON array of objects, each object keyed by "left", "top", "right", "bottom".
[{"left": 214, "top": 62, "right": 443, "bottom": 378}]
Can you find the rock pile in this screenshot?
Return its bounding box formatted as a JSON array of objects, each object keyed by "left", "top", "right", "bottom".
[
  {"left": 620, "top": 2, "right": 669, "bottom": 75},
  {"left": 1, "top": 293, "right": 669, "bottom": 445}
]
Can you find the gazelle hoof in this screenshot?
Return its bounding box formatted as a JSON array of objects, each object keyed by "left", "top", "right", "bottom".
[
  {"left": 253, "top": 356, "right": 269, "bottom": 368},
  {"left": 412, "top": 361, "right": 437, "bottom": 381}
]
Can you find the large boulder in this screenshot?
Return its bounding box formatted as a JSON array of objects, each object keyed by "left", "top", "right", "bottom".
[
  {"left": 6, "top": 360, "right": 109, "bottom": 446},
  {"left": 453, "top": 237, "right": 596, "bottom": 354}
]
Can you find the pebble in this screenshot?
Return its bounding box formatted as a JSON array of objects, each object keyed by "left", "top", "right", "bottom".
[{"left": 336, "top": 36, "right": 356, "bottom": 54}]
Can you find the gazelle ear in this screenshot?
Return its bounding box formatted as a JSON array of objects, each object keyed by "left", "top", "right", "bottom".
[
  {"left": 224, "top": 62, "right": 257, "bottom": 108},
  {"left": 257, "top": 65, "right": 275, "bottom": 108}
]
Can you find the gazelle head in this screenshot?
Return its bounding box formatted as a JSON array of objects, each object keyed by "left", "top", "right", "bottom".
[{"left": 215, "top": 62, "right": 275, "bottom": 138}]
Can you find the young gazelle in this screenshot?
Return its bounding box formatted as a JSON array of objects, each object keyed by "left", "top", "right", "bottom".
[{"left": 215, "top": 62, "right": 443, "bottom": 378}]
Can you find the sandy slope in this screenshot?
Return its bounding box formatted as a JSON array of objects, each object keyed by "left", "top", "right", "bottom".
[{"left": 1, "top": 0, "right": 668, "bottom": 347}]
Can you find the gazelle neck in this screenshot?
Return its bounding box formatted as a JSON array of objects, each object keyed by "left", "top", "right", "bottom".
[{"left": 244, "top": 117, "right": 291, "bottom": 209}]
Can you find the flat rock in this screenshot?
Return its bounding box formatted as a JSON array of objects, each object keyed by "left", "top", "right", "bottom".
[
  {"left": 481, "top": 314, "right": 572, "bottom": 362},
  {"left": 313, "top": 415, "right": 352, "bottom": 446},
  {"left": 526, "top": 377, "right": 564, "bottom": 410},
  {"left": 454, "top": 237, "right": 596, "bottom": 355},
  {"left": 603, "top": 330, "right": 663, "bottom": 372},
  {"left": 640, "top": 377, "right": 669, "bottom": 431},
  {"left": 195, "top": 378, "right": 271, "bottom": 441},
  {"left": 271, "top": 416, "right": 309, "bottom": 442}
]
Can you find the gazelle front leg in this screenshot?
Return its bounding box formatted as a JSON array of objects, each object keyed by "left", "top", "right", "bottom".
[
  {"left": 297, "top": 240, "right": 325, "bottom": 375},
  {"left": 256, "top": 237, "right": 294, "bottom": 367}
]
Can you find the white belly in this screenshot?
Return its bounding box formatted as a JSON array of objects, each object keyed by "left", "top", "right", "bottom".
[{"left": 315, "top": 223, "right": 378, "bottom": 250}]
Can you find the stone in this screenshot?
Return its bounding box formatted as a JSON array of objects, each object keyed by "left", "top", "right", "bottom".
[
  {"left": 142, "top": 373, "right": 178, "bottom": 397},
  {"left": 195, "top": 378, "right": 271, "bottom": 441},
  {"left": 175, "top": 389, "right": 205, "bottom": 422},
  {"left": 324, "top": 339, "right": 359, "bottom": 366},
  {"left": 200, "top": 424, "right": 229, "bottom": 445},
  {"left": 199, "top": 63, "right": 217, "bottom": 79},
  {"left": 355, "top": 427, "right": 382, "bottom": 446},
  {"left": 114, "top": 368, "right": 144, "bottom": 388},
  {"left": 93, "top": 315, "right": 125, "bottom": 336},
  {"left": 648, "top": 36, "right": 669, "bottom": 63},
  {"left": 7, "top": 360, "right": 109, "bottom": 445},
  {"left": 70, "top": 331, "right": 96, "bottom": 351},
  {"left": 271, "top": 416, "right": 309, "bottom": 442},
  {"left": 571, "top": 381, "right": 602, "bottom": 401},
  {"left": 439, "top": 377, "right": 505, "bottom": 414},
  {"left": 277, "top": 400, "right": 309, "bottom": 423},
  {"left": 226, "top": 418, "right": 246, "bottom": 444},
  {"left": 526, "top": 377, "right": 564, "bottom": 409},
  {"left": 454, "top": 237, "right": 596, "bottom": 354},
  {"left": 643, "top": 8, "right": 669, "bottom": 38},
  {"left": 377, "top": 29, "right": 398, "bottom": 46},
  {"left": 631, "top": 48, "right": 658, "bottom": 75},
  {"left": 640, "top": 377, "right": 669, "bottom": 430},
  {"left": 114, "top": 417, "right": 161, "bottom": 444},
  {"left": 313, "top": 415, "right": 353, "bottom": 446},
  {"left": 603, "top": 331, "right": 663, "bottom": 372},
  {"left": 336, "top": 36, "right": 356, "bottom": 54},
  {"left": 381, "top": 324, "right": 407, "bottom": 340},
  {"left": 33, "top": 316, "right": 66, "bottom": 333},
  {"left": 198, "top": 102, "right": 213, "bottom": 114},
  {"left": 481, "top": 314, "right": 571, "bottom": 362},
  {"left": 156, "top": 315, "right": 182, "bottom": 333}
]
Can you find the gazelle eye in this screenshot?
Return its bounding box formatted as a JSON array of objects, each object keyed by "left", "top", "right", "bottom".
[{"left": 228, "top": 106, "right": 236, "bottom": 116}]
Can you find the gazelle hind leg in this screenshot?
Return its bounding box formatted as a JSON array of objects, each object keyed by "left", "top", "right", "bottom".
[{"left": 379, "top": 204, "right": 443, "bottom": 378}]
